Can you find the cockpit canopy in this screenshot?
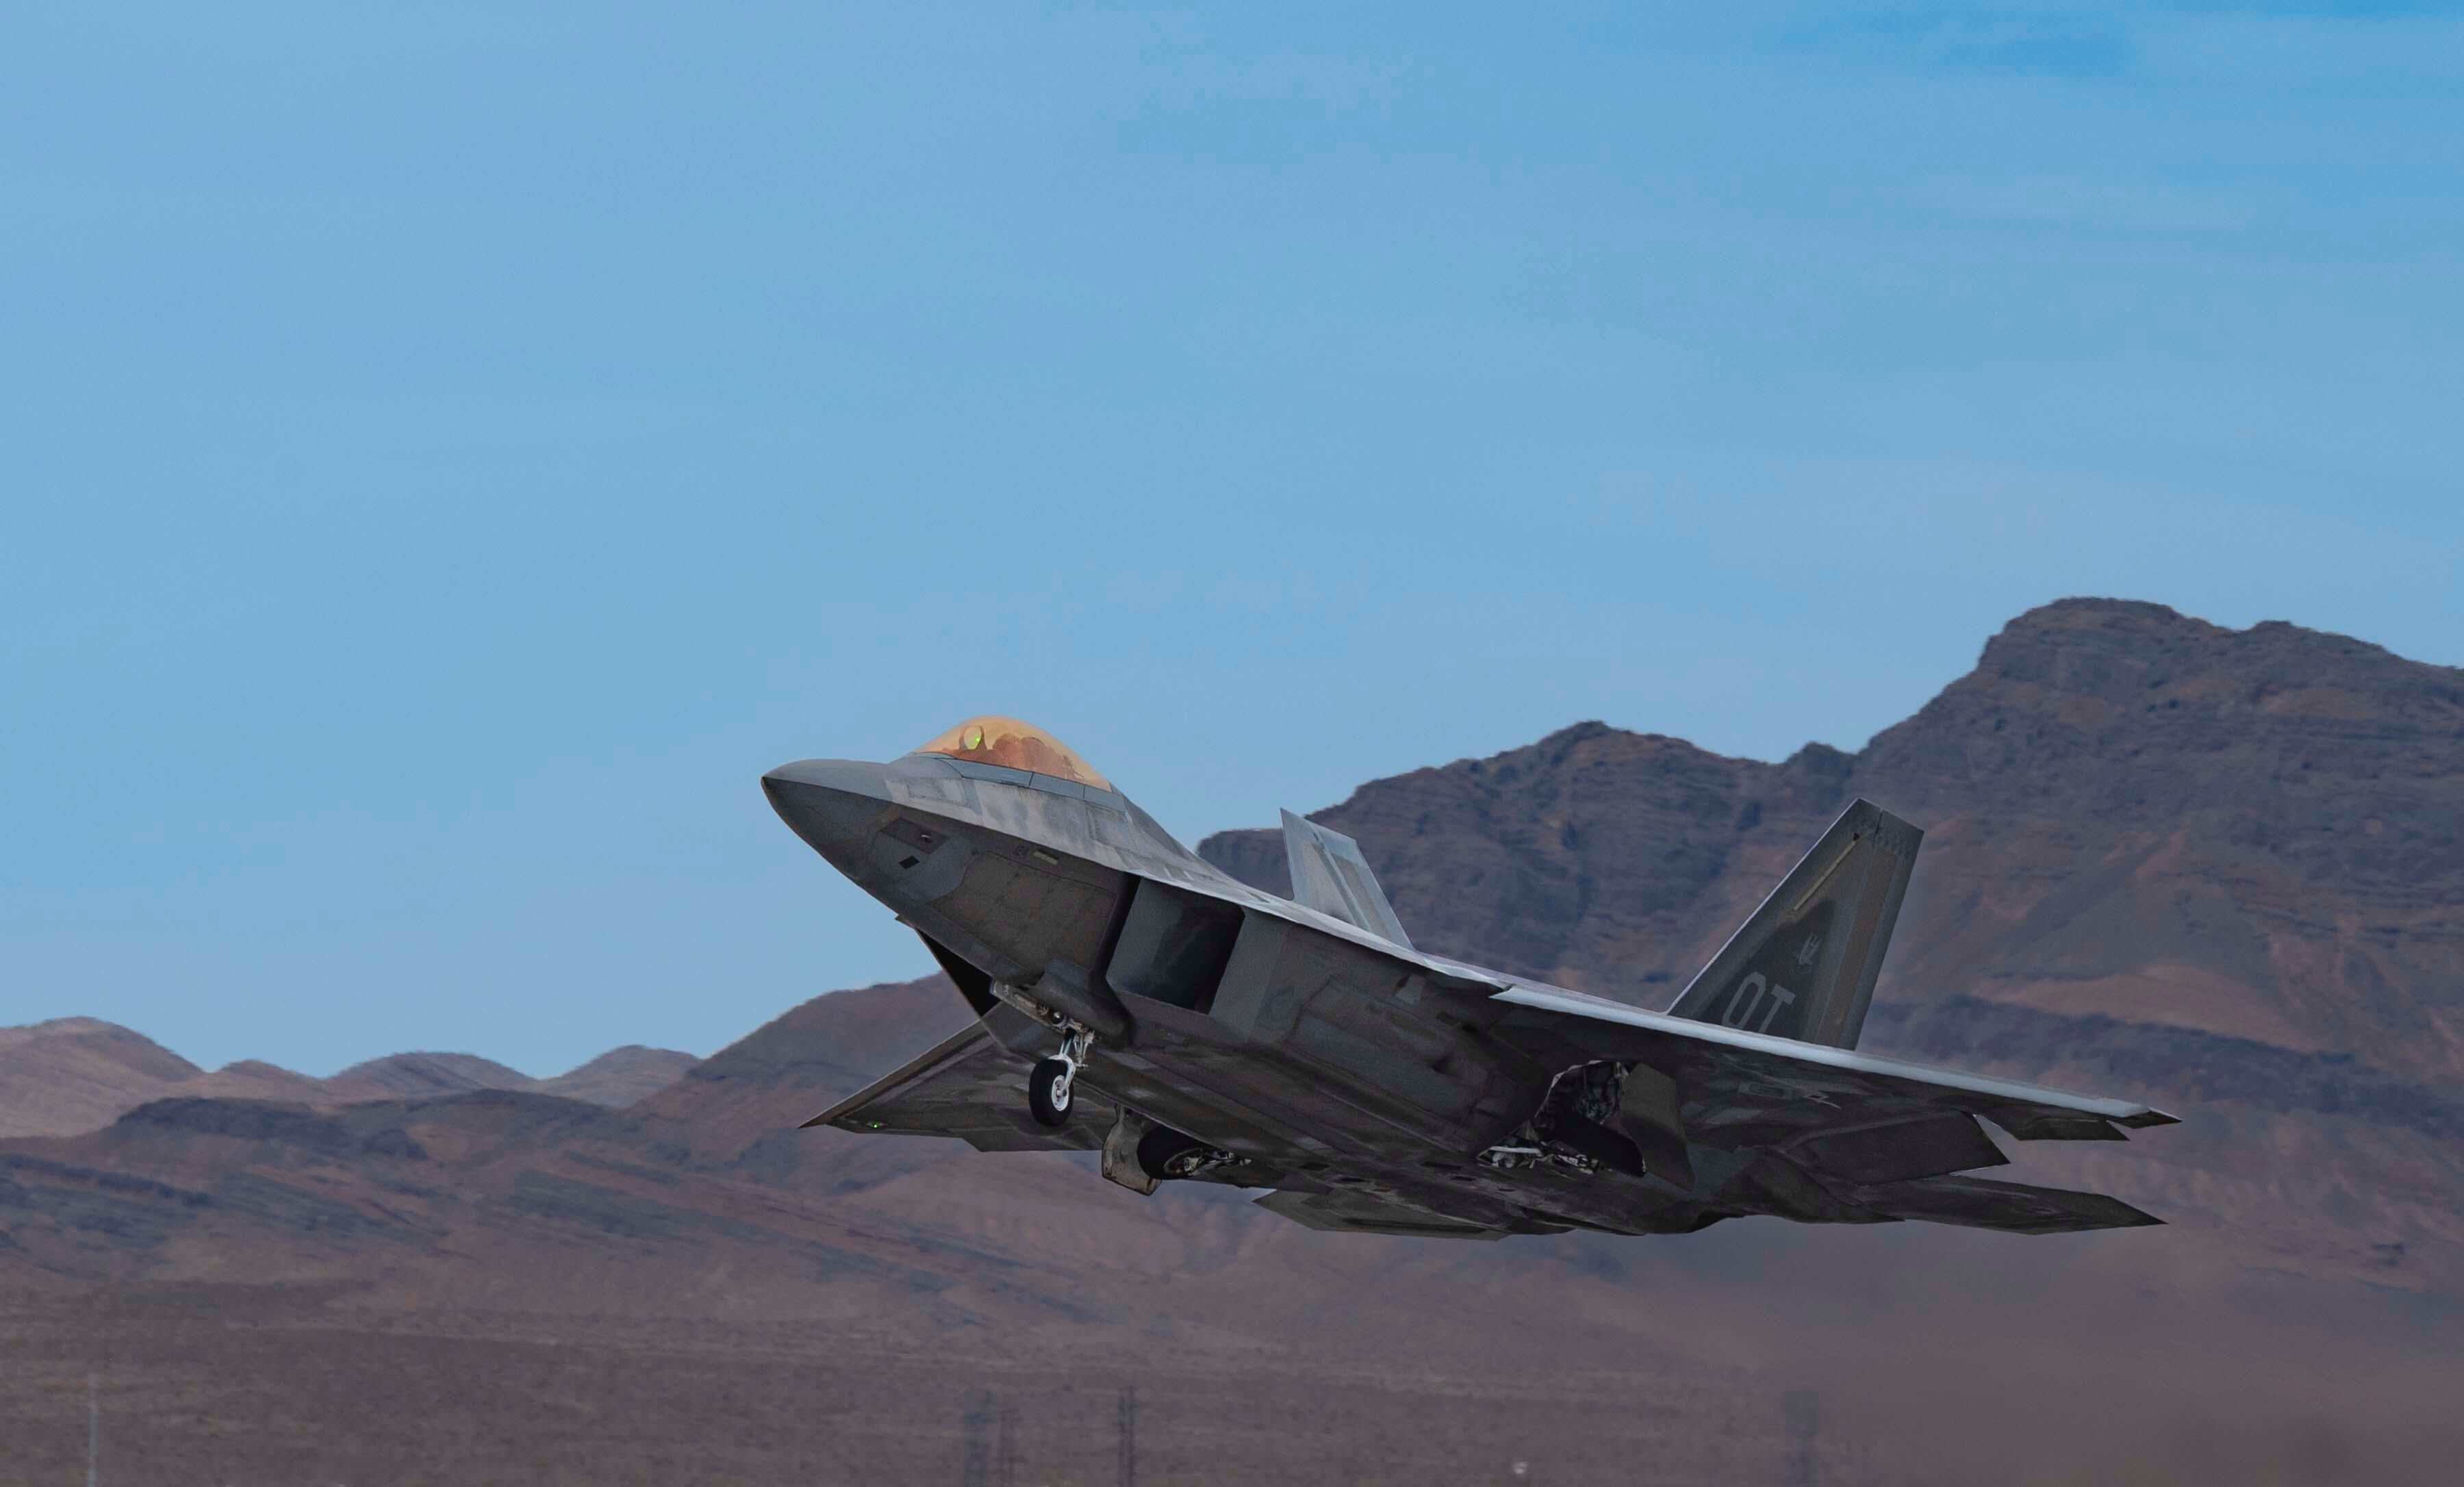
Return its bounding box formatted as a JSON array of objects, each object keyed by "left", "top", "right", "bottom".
[{"left": 911, "top": 715, "right": 1114, "bottom": 791}]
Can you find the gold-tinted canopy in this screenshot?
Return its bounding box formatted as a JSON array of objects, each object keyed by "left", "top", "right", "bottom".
[{"left": 911, "top": 715, "right": 1113, "bottom": 791}]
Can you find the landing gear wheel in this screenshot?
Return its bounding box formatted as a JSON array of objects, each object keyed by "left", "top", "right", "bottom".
[
  {"left": 1029, "top": 1056, "right": 1074, "bottom": 1128},
  {"left": 1134, "top": 1125, "right": 1207, "bottom": 1180}
]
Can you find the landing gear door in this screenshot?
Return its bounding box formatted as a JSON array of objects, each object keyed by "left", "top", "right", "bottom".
[{"left": 1100, "top": 878, "right": 1241, "bottom": 1015}]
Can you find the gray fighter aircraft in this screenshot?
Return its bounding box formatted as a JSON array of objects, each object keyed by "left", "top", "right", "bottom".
[{"left": 764, "top": 716, "right": 2174, "bottom": 1240}]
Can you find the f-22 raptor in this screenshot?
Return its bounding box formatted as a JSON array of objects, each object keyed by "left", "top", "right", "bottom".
[{"left": 764, "top": 717, "right": 2174, "bottom": 1241}]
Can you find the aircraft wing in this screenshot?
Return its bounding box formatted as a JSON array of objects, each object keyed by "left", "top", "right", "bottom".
[
  {"left": 1491, "top": 984, "right": 2176, "bottom": 1143},
  {"left": 1484, "top": 984, "right": 2170, "bottom": 1230},
  {"left": 802, "top": 1021, "right": 1112, "bottom": 1154}
]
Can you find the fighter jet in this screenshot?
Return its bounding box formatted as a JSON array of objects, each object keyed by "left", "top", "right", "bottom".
[{"left": 763, "top": 716, "right": 2174, "bottom": 1240}]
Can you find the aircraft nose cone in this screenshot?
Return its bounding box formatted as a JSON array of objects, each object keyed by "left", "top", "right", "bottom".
[{"left": 761, "top": 759, "right": 894, "bottom": 857}]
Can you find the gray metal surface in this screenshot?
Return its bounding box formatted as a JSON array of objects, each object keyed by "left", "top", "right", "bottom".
[
  {"left": 766, "top": 720, "right": 2178, "bottom": 1241},
  {"left": 1663, "top": 798, "right": 1920, "bottom": 1048},
  {"left": 806, "top": 1020, "right": 1114, "bottom": 1154},
  {"left": 1280, "top": 810, "right": 1414, "bottom": 948},
  {"left": 1488, "top": 983, "right": 2176, "bottom": 1127}
]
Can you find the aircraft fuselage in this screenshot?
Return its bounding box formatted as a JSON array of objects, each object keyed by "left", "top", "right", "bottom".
[
  {"left": 763, "top": 720, "right": 2175, "bottom": 1242},
  {"left": 763, "top": 749, "right": 1696, "bottom": 1235}
]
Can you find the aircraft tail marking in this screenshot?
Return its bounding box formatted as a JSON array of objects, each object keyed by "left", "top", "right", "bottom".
[
  {"left": 1280, "top": 810, "right": 1413, "bottom": 949},
  {"left": 1665, "top": 798, "right": 1920, "bottom": 1050}
]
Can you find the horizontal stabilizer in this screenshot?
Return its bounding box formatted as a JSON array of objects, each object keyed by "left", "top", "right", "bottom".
[
  {"left": 1282, "top": 810, "right": 1412, "bottom": 948},
  {"left": 1848, "top": 1174, "right": 2163, "bottom": 1234}
]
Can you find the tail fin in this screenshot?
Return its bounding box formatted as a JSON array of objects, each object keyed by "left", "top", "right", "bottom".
[
  {"left": 1666, "top": 798, "right": 1920, "bottom": 1050},
  {"left": 1281, "top": 810, "right": 1412, "bottom": 948}
]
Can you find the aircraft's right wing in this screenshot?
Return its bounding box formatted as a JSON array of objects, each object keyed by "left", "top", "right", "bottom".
[
  {"left": 1483, "top": 982, "right": 2173, "bottom": 1230},
  {"left": 1491, "top": 983, "right": 2177, "bottom": 1145},
  {"left": 802, "top": 1021, "right": 1111, "bottom": 1154}
]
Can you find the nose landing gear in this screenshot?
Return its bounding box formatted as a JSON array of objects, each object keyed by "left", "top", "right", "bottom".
[{"left": 1028, "top": 1024, "right": 1094, "bottom": 1128}]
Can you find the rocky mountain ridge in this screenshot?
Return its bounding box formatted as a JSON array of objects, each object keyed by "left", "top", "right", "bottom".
[{"left": 0, "top": 1017, "right": 698, "bottom": 1138}]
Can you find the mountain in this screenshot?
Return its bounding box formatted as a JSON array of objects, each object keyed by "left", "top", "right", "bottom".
[
  {"left": 538, "top": 1045, "right": 704, "bottom": 1106},
  {"left": 3, "top": 600, "right": 2460, "bottom": 1485},
  {"left": 0, "top": 1018, "right": 201, "bottom": 1140},
  {"left": 180, "top": 1058, "right": 331, "bottom": 1104},
  {"left": 0, "top": 1021, "right": 700, "bottom": 1137},
  {"left": 319, "top": 1050, "right": 546, "bottom": 1103}
]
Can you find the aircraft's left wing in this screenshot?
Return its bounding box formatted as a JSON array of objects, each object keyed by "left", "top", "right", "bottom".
[{"left": 802, "top": 1021, "right": 1111, "bottom": 1154}]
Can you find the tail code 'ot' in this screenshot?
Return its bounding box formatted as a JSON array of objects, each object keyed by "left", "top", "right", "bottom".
[{"left": 1664, "top": 798, "right": 1921, "bottom": 1051}]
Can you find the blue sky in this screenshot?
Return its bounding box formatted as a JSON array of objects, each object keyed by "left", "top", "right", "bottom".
[{"left": 6, "top": 4, "right": 2459, "bottom": 1076}]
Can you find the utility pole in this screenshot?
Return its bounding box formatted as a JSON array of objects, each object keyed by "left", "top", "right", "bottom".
[
  {"left": 1781, "top": 1390, "right": 1818, "bottom": 1487},
  {"left": 1117, "top": 1384, "right": 1137, "bottom": 1487},
  {"left": 960, "top": 1389, "right": 993, "bottom": 1487},
  {"left": 996, "top": 1402, "right": 1018, "bottom": 1487},
  {"left": 85, "top": 1370, "right": 99, "bottom": 1487}
]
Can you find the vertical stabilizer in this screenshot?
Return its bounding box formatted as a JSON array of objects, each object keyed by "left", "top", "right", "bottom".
[
  {"left": 1666, "top": 798, "right": 1920, "bottom": 1050},
  {"left": 1280, "top": 810, "right": 1413, "bottom": 949}
]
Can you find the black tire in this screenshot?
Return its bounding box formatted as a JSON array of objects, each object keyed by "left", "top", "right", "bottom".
[
  {"left": 1134, "top": 1124, "right": 1208, "bottom": 1180},
  {"left": 1028, "top": 1057, "right": 1074, "bottom": 1128}
]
